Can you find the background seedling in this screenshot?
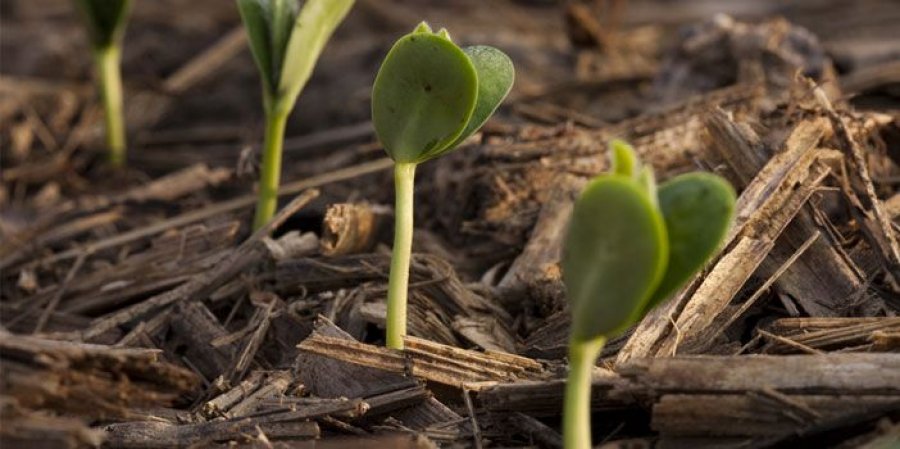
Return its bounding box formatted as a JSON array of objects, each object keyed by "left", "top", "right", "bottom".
[
  {"left": 76, "top": 0, "right": 132, "bottom": 167},
  {"left": 237, "top": 0, "right": 355, "bottom": 229},
  {"left": 372, "top": 22, "right": 514, "bottom": 349},
  {"left": 561, "top": 140, "right": 736, "bottom": 449}
]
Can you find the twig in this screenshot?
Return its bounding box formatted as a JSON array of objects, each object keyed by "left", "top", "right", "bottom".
[
  {"left": 756, "top": 329, "right": 825, "bottom": 355},
  {"left": 230, "top": 298, "right": 278, "bottom": 383},
  {"left": 462, "top": 388, "right": 483, "bottom": 449},
  {"left": 708, "top": 231, "right": 821, "bottom": 343},
  {"left": 33, "top": 253, "right": 88, "bottom": 333},
  {"left": 163, "top": 27, "right": 247, "bottom": 94}
]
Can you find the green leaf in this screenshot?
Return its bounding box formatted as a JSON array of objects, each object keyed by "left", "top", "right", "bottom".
[
  {"left": 438, "top": 45, "right": 514, "bottom": 155},
  {"left": 638, "top": 166, "right": 658, "bottom": 208},
  {"left": 277, "top": 0, "right": 354, "bottom": 113},
  {"left": 238, "top": 0, "right": 353, "bottom": 113},
  {"left": 643, "top": 172, "right": 736, "bottom": 313},
  {"left": 268, "top": 0, "right": 299, "bottom": 86},
  {"left": 562, "top": 176, "right": 669, "bottom": 342},
  {"left": 609, "top": 139, "right": 638, "bottom": 178},
  {"left": 237, "top": 0, "right": 276, "bottom": 97},
  {"left": 76, "top": 0, "right": 132, "bottom": 49},
  {"left": 372, "top": 27, "right": 478, "bottom": 163}
]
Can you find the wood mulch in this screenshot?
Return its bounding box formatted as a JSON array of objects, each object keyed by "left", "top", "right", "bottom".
[{"left": 2, "top": 0, "right": 899, "bottom": 447}]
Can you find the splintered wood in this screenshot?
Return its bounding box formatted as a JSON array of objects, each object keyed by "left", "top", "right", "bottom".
[
  {"left": 0, "top": 331, "right": 199, "bottom": 446},
  {"left": 3, "top": 2, "right": 900, "bottom": 448},
  {"left": 481, "top": 353, "right": 900, "bottom": 447},
  {"left": 761, "top": 317, "right": 900, "bottom": 353},
  {"left": 294, "top": 317, "right": 468, "bottom": 438},
  {"left": 617, "top": 109, "right": 880, "bottom": 362},
  {"left": 0, "top": 331, "right": 200, "bottom": 416},
  {"left": 297, "top": 318, "right": 547, "bottom": 388}
]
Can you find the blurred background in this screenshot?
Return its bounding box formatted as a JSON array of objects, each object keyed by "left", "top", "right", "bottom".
[{"left": 3, "top": 0, "right": 897, "bottom": 173}]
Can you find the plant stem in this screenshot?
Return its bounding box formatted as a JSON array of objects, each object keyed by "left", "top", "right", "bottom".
[
  {"left": 386, "top": 162, "right": 416, "bottom": 349},
  {"left": 93, "top": 45, "right": 126, "bottom": 167},
  {"left": 253, "top": 109, "right": 289, "bottom": 230},
  {"left": 563, "top": 336, "right": 607, "bottom": 449}
]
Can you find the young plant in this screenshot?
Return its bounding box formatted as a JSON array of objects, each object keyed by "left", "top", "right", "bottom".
[
  {"left": 76, "top": 0, "right": 132, "bottom": 167},
  {"left": 237, "top": 0, "right": 355, "bottom": 229},
  {"left": 561, "top": 140, "right": 736, "bottom": 449},
  {"left": 372, "top": 23, "right": 514, "bottom": 349}
]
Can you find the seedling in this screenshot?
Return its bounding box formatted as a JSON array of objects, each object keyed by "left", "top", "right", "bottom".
[
  {"left": 237, "top": 0, "right": 355, "bottom": 229},
  {"left": 561, "top": 140, "right": 736, "bottom": 449},
  {"left": 76, "top": 0, "right": 132, "bottom": 167},
  {"left": 372, "top": 23, "right": 514, "bottom": 349}
]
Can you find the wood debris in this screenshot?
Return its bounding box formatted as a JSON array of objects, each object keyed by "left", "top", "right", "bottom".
[
  {"left": 3, "top": 2, "right": 900, "bottom": 447},
  {"left": 480, "top": 353, "right": 900, "bottom": 447}
]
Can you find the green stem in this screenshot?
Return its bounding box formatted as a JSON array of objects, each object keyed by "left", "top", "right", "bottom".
[
  {"left": 253, "top": 110, "right": 289, "bottom": 230},
  {"left": 386, "top": 162, "right": 416, "bottom": 349},
  {"left": 93, "top": 45, "right": 126, "bottom": 167},
  {"left": 563, "top": 336, "right": 606, "bottom": 449}
]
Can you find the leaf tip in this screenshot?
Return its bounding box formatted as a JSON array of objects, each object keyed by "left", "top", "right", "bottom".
[
  {"left": 609, "top": 139, "right": 639, "bottom": 178},
  {"left": 414, "top": 21, "right": 432, "bottom": 34}
]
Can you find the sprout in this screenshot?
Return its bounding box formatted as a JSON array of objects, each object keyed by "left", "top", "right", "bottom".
[
  {"left": 75, "top": 0, "right": 132, "bottom": 167},
  {"left": 237, "top": 0, "right": 355, "bottom": 229},
  {"left": 372, "top": 22, "right": 514, "bottom": 349},
  {"left": 561, "top": 140, "right": 736, "bottom": 449}
]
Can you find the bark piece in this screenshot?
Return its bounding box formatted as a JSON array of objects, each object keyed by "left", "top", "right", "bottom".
[
  {"left": 102, "top": 419, "right": 319, "bottom": 449},
  {"left": 0, "top": 331, "right": 199, "bottom": 420},
  {"left": 0, "top": 397, "right": 106, "bottom": 449},
  {"left": 652, "top": 394, "right": 900, "bottom": 438},
  {"left": 496, "top": 173, "right": 585, "bottom": 312},
  {"left": 166, "top": 302, "right": 236, "bottom": 382},
  {"left": 298, "top": 329, "right": 547, "bottom": 388},
  {"left": 618, "top": 354, "right": 900, "bottom": 393},
  {"left": 761, "top": 317, "right": 900, "bottom": 353},
  {"left": 480, "top": 353, "right": 900, "bottom": 446},
  {"left": 711, "top": 112, "right": 863, "bottom": 317},
  {"left": 478, "top": 375, "right": 625, "bottom": 417},
  {"left": 295, "top": 317, "right": 464, "bottom": 432}
]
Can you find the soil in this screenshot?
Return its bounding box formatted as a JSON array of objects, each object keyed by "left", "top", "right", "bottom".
[{"left": 2, "top": 0, "right": 900, "bottom": 448}]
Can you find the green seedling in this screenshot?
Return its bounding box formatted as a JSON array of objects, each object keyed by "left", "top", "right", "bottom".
[
  {"left": 76, "top": 0, "right": 132, "bottom": 167},
  {"left": 372, "top": 23, "right": 514, "bottom": 349},
  {"left": 238, "top": 0, "right": 355, "bottom": 229},
  {"left": 561, "top": 140, "right": 736, "bottom": 449}
]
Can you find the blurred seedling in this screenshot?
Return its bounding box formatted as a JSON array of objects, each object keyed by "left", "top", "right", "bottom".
[
  {"left": 561, "top": 140, "right": 736, "bottom": 449},
  {"left": 76, "top": 0, "right": 132, "bottom": 167},
  {"left": 237, "top": 0, "right": 355, "bottom": 229}
]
